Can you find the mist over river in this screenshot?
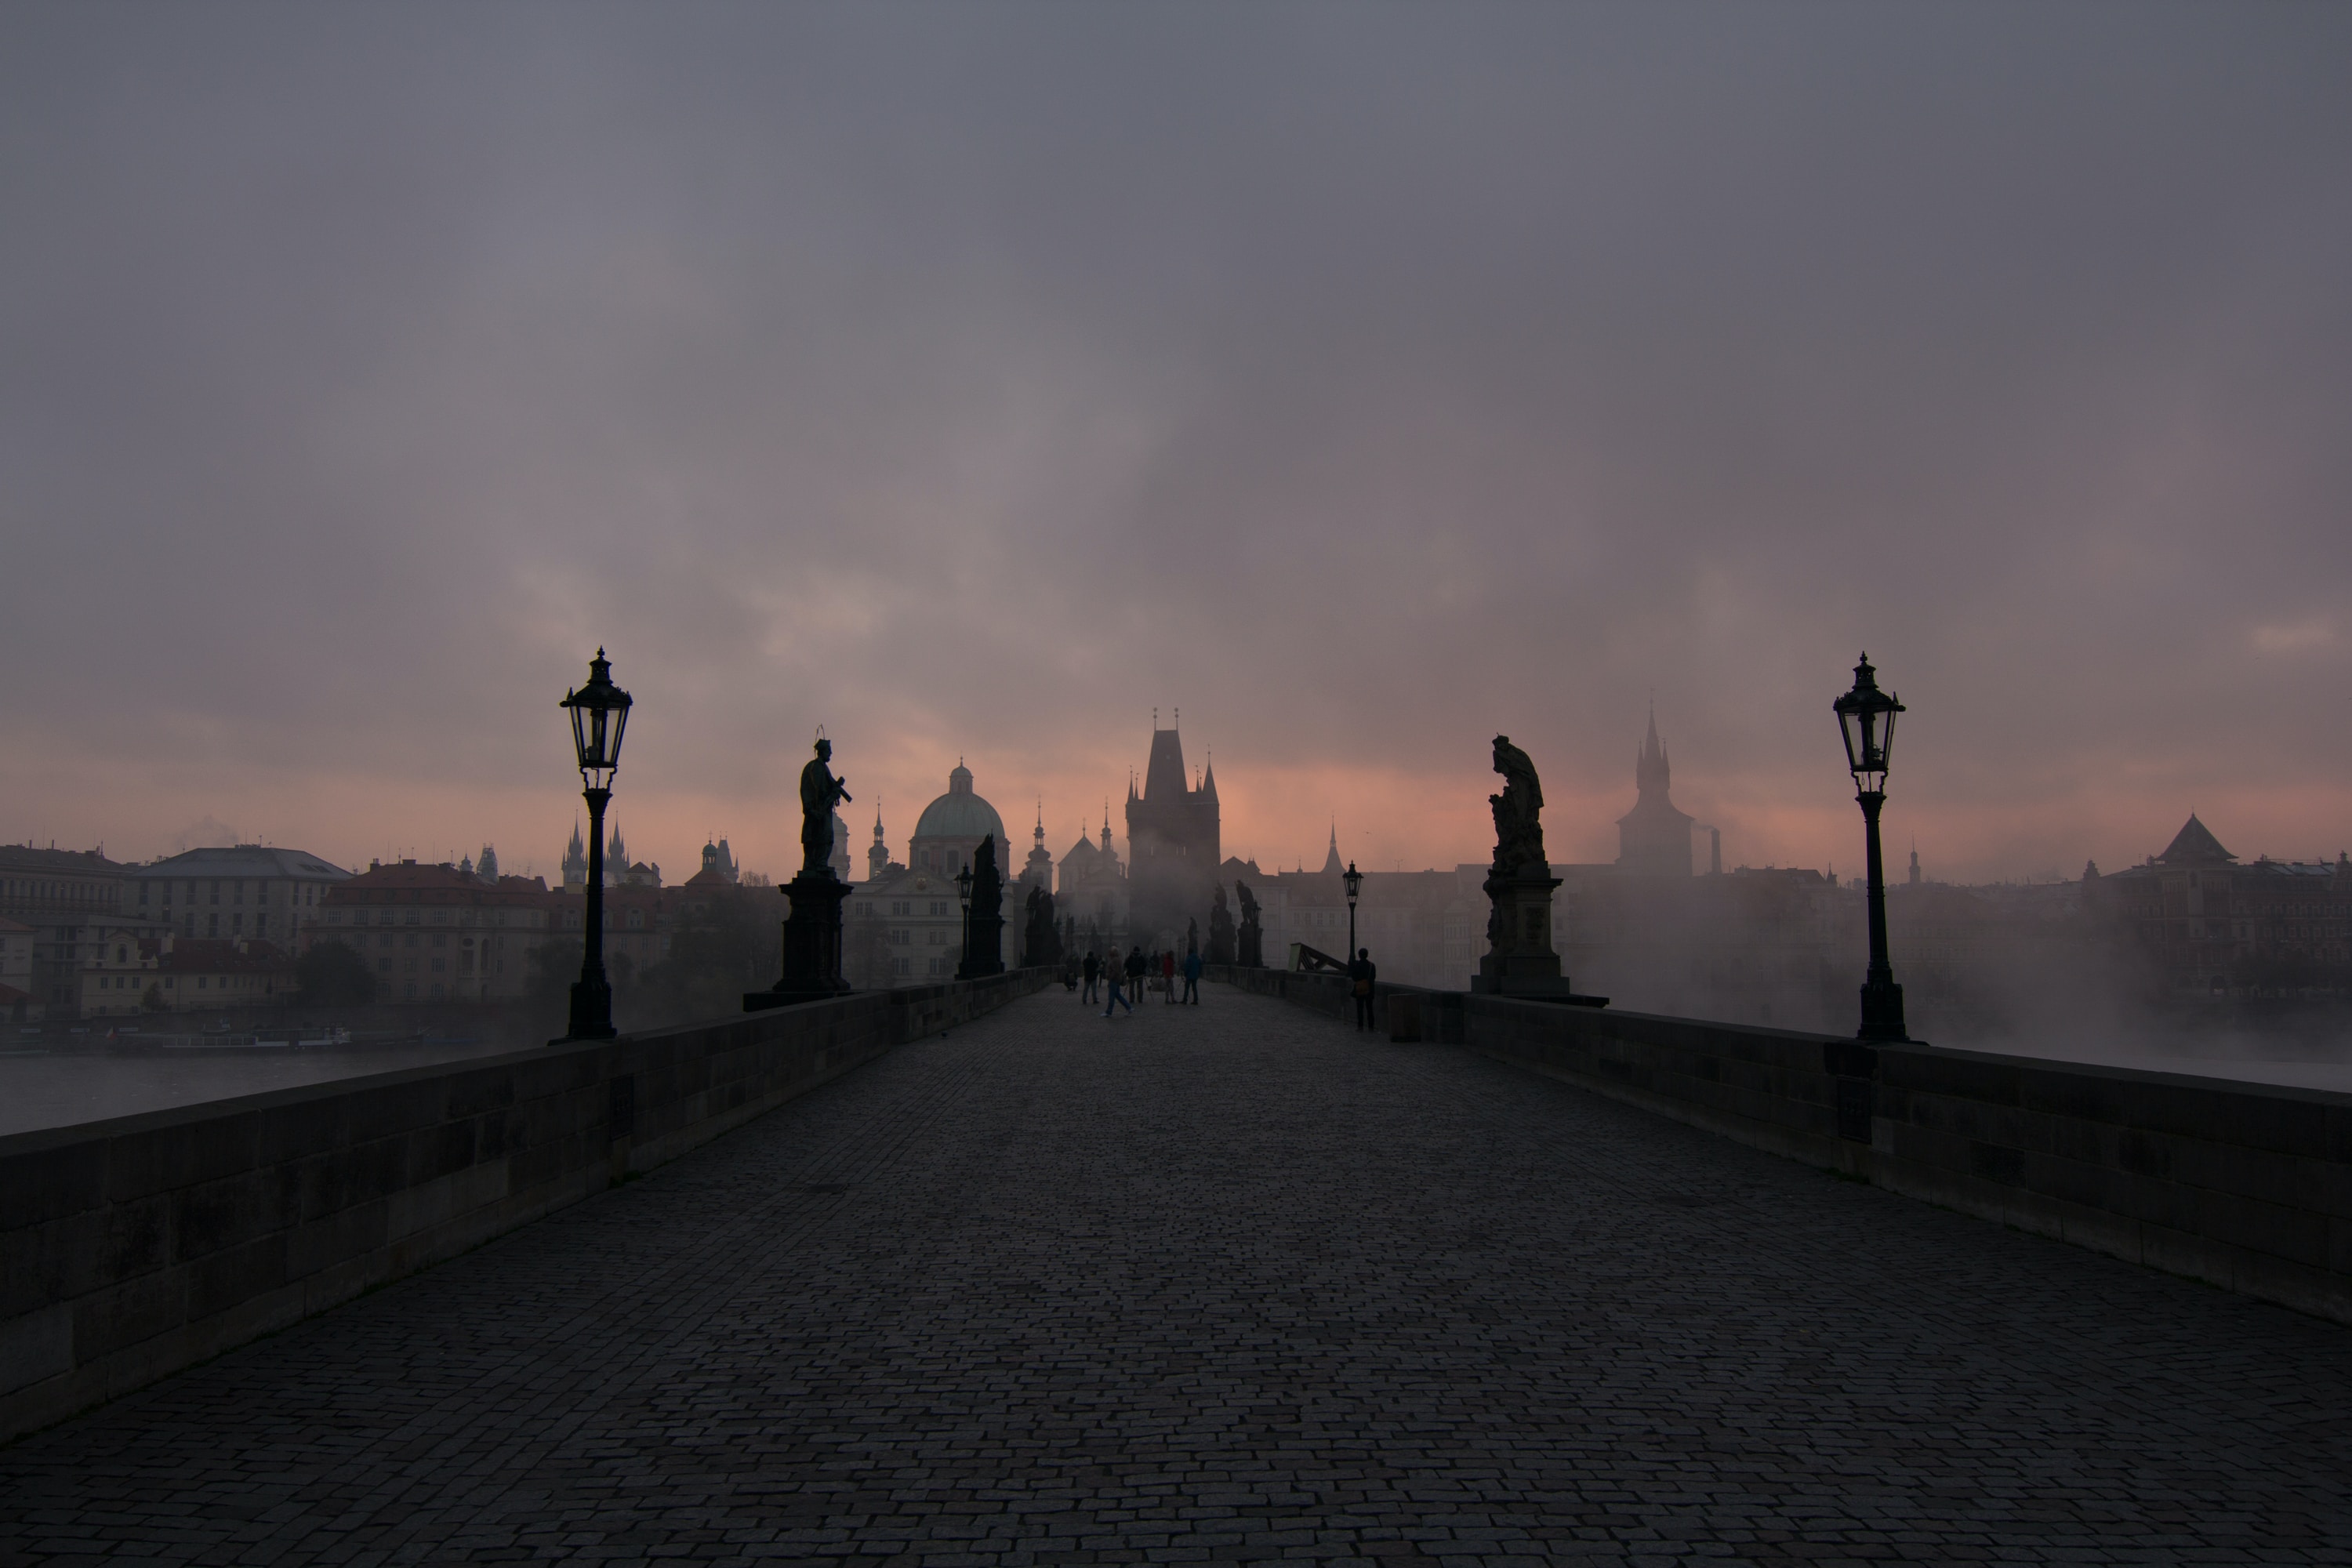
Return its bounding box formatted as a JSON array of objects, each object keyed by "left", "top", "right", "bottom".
[{"left": 0, "top": 1039, "right": 529, "bottom": 1137}]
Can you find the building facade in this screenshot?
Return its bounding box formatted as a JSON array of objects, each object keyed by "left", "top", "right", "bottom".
[
  {"left": 306, "top": 860, "right": 561, "bottom": 1004},
  {"left": 132, "top": 845, "right": 350, "bottom": 948},
  {"left": 78, "top": 936, "right": 297, "bottom": 1018},
  {"left": 0, "top": 844, "right": 154, "bottom": 1018},
  {"left": 2091, "top": 815, "right": 2352, "bottom": 1000}
]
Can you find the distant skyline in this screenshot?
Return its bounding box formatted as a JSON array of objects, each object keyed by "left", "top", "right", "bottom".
[{"left": 5, "top": 5, "right": 2348, "bottom": 886}]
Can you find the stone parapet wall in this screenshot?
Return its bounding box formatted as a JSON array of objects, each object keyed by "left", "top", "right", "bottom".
[
  {"left": 1205, "top": 964, "right": 2352, "bottom": 1326},
  {"left": 0, "top": 971, "right": 1049, "bottom": 1443}
]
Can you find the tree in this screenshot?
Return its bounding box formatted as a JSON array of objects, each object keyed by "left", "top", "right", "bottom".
[{"left": 296, "top": 941, "right": 376, "bottom": 1007}]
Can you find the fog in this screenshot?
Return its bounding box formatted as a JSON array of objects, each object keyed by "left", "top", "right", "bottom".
[{"left": 4, "top": 3, "right": 2350, "bottom": 891}]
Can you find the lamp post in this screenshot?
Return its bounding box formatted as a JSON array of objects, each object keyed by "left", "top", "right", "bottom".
[
  {"left": 1342, "top": 859, "right": 1363, "bottom": 962},
  {"left": 1833, "top": 653, "right": 1907, "bottom": 1042},
  {"left": 955, "top": 862, "right": 974, "bottom": 980},
  {"left": 557, "top": 649, "right": 631, "bottom": 1042}
]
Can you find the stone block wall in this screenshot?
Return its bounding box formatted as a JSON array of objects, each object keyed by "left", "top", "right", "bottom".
[
  {"left": 1207, "top": 964, "right": 2352, "bottom": 1326},
  {"left": 0, "top": 971, "right": 1047, "bottom": 1443}
]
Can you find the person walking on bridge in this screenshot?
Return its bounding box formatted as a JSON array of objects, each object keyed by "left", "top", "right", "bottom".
[
  {"left": 1124, "top": 945, "right": 1147, "bottom": 1004},
  {"left": 1102, "top": 946, "right": 1132, "bottom": 1017},
  {"left": 1348, "top": 947, "right": 1377, "bottom": 1032},
  {"left": 1160, "top": 948, "right": 1178, "bottom": 1004},
  {"left": 1181, "top": 946, "right": 1201, "bottom": 1005},
  {"left": 1081, "top": 949, "right": 1100, "bottom": 1004}
]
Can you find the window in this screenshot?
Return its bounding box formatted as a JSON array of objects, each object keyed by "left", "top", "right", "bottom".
[
  {"left": 207, "top": 913, "right": 219, "bottom": 938},
  {"left": 256, "top": 915, "right": 268, "bottom": 937},
  {"left": 430, "top": 957, "right": 445, "bottom": 973},
  {"left": 231, "top": 914, "right": 243, "bottom": 935},
  {"left": 405, "top": 933, "right": 419, "bottom": 948},
  {"left": 378, "top": 958, "right": 390, "bottom": 973},
  {"left": 431, "top": 933, "right": 445, "bottom": 948},
  {"left": 405, "top": 909, "right": 419, "bottom": 925},
  {"left": 209, "top": 882, "right": 220, "bottom": 905},
  {"left": 233, "top": 882, "right": 244, "bottom": 906},
  {"left": 379, "top": 934, "right": 392, "bottom": 949}
]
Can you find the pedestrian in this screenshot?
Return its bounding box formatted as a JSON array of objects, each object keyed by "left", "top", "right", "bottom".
[
  {"left": 1160, "top": 948, "right": 1177, "bottom": 1004},
  {"left": 1082, "top": 949, "right": 1100, "bottom": 1004},
  {"left": 1102, "top": 946, "right": 1131, "bottom": 1017},
  {"left": 1181, "top": 946, "right": 1201, "bottom": 1005},
  {"left": 1125, "top": 945, "right": 1148, "bottom": 1004},
  {"left": 1348, "top": 946, "right": 1377, "bottom": 1031}
]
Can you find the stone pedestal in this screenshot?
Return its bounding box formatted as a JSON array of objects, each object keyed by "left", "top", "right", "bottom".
[
  {"left": 1472, "top": 869, "right": 1607, "bottom": 1005},
  {"left": 744, "top": 870, "right": 853, "bottom": 1012}
]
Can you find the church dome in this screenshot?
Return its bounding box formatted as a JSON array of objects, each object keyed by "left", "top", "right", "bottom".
[{"left": 913, "top": 764, "right": 1007, "bottom": 846}]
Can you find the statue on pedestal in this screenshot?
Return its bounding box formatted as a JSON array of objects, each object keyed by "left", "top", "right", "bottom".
[
  {"left": 958, "top": 835, "right": 1007, "bottom": 978},
  {"left": 1022, "top": 884, "right": 1061, "bottom": 968},
  {"left": 747, "top": 735, "right": 857, "bottom": 1011},
  {"left": 1475, "top": 734, "right": 1602, "bottom": 1005},
  {"left": 1236, "top": 880, "right": 1264, "bottom": 968},
  {"left": 1207, "top": 884, "right": 1237, "bottom": 965}
]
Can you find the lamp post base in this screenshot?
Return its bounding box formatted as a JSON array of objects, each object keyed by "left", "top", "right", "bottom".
[
  {"left": 556, "top": 977, "right": 617, "bottom": 1044},
  {"left": 1858, "top": 978, "right": 1907, "bottom": 1043}
]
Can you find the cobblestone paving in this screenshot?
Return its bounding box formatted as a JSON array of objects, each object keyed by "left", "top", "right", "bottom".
[{"left": 5, "top": 985, "right": 2350, "bottom": 1565}]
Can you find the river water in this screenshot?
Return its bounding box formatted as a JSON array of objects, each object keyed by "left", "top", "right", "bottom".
[{"left": 0, "top": 1039, "right": 532, "bottom": 1138}]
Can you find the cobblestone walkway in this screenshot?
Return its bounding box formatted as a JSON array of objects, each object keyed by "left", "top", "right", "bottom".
[{"left": 5, "top": 985, "right": 2350, "bottom": 1565}]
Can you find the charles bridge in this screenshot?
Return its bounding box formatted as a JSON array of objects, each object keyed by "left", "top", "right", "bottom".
[{"left": 3, "top": 966, "right": 2350, "bottom": 1563}]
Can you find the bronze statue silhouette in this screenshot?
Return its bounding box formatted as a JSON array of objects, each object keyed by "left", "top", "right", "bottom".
[
  {"left": 800, "top": 738, "right": 852, "bottom": 878},
  {"left": 1488, "top": 734, "right": 1548, "bottom": 878}
]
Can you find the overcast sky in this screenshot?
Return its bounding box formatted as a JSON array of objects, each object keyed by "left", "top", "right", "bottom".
[{"left": 5, "top": 2, "right": 2348, "bottom": 884}]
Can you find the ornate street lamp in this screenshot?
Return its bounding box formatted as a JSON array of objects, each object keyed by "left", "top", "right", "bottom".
[
  {"left": 1342, "top": 859, "right": 1363, "bottom": 962},
  {"left": 557, "top": 649, "right": 631, "bottom": 1042},
  {"left": 955, "top": 862, "right": 974, "bottom": 978},
  {"left": 1833, "top": 653, "right": 1907, "bottom": 1042}
]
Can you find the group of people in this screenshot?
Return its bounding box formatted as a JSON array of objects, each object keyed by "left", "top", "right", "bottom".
[{"left": 1070, "top": 945, "right": 1202, "bottom": 1015}]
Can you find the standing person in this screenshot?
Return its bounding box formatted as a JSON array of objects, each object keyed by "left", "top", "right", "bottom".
[
  {"left": 1125, "top": 945, "right": 1148, "bottom": 1005},
  {"left": 1348, "top": 947, "right": 1377, "bottom": 1032},
  {"left": 1102, "top": 946, "right": 1131, "bottom": 1017},
  {"left": 1081, "top": 949, "right": 1101, "bottom": 1005},
  {"left": 1181, "top": 946, "right": 1202, "bottom": 1005},
  {"left": 1160, "top": 948, "right": 1177, "bottom": 1004}
]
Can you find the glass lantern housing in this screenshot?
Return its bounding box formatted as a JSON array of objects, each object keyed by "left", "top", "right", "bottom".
[
  {"left": 560, "top": 648, "right": 633, "bottom": 790},
  {"left": 1832, "top": 654, "right": 1903, "bottom": 794},
  {"left": 1342, "top": 860, "right": 1363, "bottom": 909}
]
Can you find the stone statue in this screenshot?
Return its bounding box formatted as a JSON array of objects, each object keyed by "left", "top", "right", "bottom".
[
  {"left": 1185, "top": 916, "right": 1200, "bottom": 956},
  {"left": 800, "top": 739, "right": 853, "bottom": 879},
  {"left": 1488, "top": 734, "right": 1548, "bottom": 878},
  {"left": 1022, "top": 884, "right": 1061, "bottom": 967},
  {"left": 959, "top": 834, "right": 1005, "bottom": 978},
  {"left": 1207, "top": 883, "right": 1237, "bottom": 965},
  {"left": 1236, "top": 880, "right": 1264, "bottom": 968}
]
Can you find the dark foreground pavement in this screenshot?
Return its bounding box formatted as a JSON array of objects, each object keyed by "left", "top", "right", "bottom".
[{"left": 3, "top": 985, "right": 2348, "bottom": 1566}]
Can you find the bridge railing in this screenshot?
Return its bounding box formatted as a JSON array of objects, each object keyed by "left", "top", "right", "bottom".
[
  {"left": 1206, "top": 963, "right": 2352, "bottom": 1328},
  {"left": 0, "top": 967, "right": 1053, "bottom": 1445}
]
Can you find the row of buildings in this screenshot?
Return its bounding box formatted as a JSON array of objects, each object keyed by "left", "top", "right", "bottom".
[
  {"left": 12, "top": 710, "right": 2346, "bottom": 1027},
  {"left": 0, "top": 830, "right": 747, "bottom": 1022}
]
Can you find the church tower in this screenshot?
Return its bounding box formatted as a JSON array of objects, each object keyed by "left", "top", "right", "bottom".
[
  {"left": 867, "top": 806, "right": 891, "bottom": 880},
  {"left": 1615, "top": 706, "right": 1696, "bottom": 877},
  {"left": 1022, "top": 802, "right": 1054, "bottom": 891},
  {"left": 562, "top": 821, "right": 588, "bottom": 891},
  {"left": 1124, "top": 711, "right": 1221, "bottom": 943}
]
